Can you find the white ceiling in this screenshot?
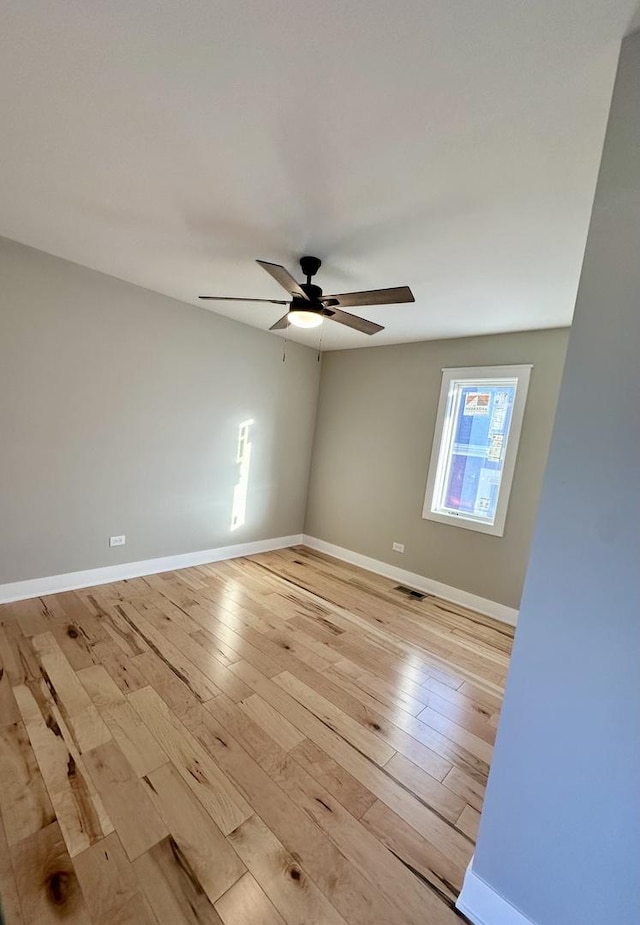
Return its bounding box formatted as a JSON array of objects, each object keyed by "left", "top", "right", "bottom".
[{"left": 1, "top": 1, "right": 638, "bottom": 350}]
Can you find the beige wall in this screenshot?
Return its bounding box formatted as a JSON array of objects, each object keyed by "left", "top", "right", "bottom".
[
  {"left": 304, "top": 328, "right": 568, "bottom": 609},
  {"left": 0, "top": 233, "right": 567, "bottom": 607},
  {"left": 0, "top": 237, "right": 320, "bottom": 583}
]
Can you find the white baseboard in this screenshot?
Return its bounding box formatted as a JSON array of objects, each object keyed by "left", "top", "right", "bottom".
[
  {"left": 301, "top": 535, "right": 518, "bottom": 626},
  {"left": 457, "top": 862, "right": 536, "bottom": 925},
  {"left": 0, "top": 533, "right": 518, "bottom": 628},
  {"left": 0, "top": 534, "right": 303, "bottom": 604}
]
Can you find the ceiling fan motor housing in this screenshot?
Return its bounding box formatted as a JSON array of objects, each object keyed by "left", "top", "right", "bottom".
[
  {"left": 297, "top": 259, "right": 338, "bottom": 312},
  {"left": 294, "top": 281, "right": 329, "bottom": 318}
]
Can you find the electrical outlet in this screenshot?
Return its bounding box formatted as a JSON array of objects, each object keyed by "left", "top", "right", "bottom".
[
  {"left": 109, "top": 535, "right": 126, "bottom": 547},
  {"left": 392, "top": 542, "right": 405, "bottom": 553}
]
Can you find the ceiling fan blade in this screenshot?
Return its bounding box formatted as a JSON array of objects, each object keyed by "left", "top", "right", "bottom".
[
  {"left": 324, "top": 308, "right": 384, "bottom": 335},
  {"left": 256, "top": 260, "right": 310, "bottom": 300},
  {"left": 199, "top": 296, "right": 289, "bottom": 304},
  {"left": 269, "top": 313, "right": 290, "bottom": 331},
  {"left": 323, "top": 285, "right": 414, "bottom": 308}
]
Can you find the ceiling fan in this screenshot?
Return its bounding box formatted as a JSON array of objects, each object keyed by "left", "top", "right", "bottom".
[{"left": 199, "top": 256, "right": 414, "bottom": 335}]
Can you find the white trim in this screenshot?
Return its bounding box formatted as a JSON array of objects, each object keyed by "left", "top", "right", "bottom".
[
  {"left": 457, "top": 862, "right": 537, "bottom": 925},
  {"left": 302, "top": 535, "right": 518, "bottom": 626},
  {"left": 0, "top": 532, "right": 518, "bottom": 626},
  {"left": 0, "top": 534, "right": 303, "bottom": 604}
]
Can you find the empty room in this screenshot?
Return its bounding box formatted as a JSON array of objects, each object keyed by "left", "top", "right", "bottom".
[{"left": 1, "top": 3, "right": 638, "bottom": 925}]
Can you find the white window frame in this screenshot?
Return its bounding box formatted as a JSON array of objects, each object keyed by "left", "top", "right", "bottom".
[{"left": 422, "top": 365, "right": 532, "bottom": 537}]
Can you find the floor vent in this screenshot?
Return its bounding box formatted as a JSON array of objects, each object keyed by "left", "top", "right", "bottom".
[{"left": 394, "top": 585, "right": 427, "bottom": 601}]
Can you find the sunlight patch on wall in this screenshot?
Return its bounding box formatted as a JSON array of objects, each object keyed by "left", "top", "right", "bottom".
[{"left": 231, "top": 419, "right": 254, "bottom": 531}]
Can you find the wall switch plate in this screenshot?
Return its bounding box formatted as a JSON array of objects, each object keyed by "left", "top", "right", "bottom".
[
  {"left": 392, "top": 542, "right": 405, "bottom": 553},
  {"left": 109, "top": 535, "right": 126, "bottom": 547}
]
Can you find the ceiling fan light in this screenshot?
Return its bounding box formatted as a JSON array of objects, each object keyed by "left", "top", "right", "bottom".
[{"left": 288, "top": 309, "right": 323, "bottom": 329}]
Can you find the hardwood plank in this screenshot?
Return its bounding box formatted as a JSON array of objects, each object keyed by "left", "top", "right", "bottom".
[
  {"left": 30, "top": 632, "right": 111, "bottom": 753},
  {"left": 130, "top": 595, "right": 203, "bottom": 637},
  {"left": 83, "top": 578, "right": 151, "bottom": 604},
  {"left": 331, "top": 634, "right": 457, "bottom": 704},
  {"left": 421, "top": 676, "right": 495, "bottom": 716},
  {"left": 140, "top": 574, "right": 201, "bottom": 612},
  {"left": 278, "top": 658, "right": 452, "bottom": 780},
  {"left": 214, "top": 871, "right": 286, "bottom": 925},
  {"left": 89, "top": 638, "right": 149, "bottom": 694},
  {"left": 264, "top": 627, "right": 333, "bottom": 672},
  {"left": 417, "top": 678, "right": 497, "bottom": 742},
  {"left": 73, "top": 831, "right": 157, "bottom": 924},
  {"left": 0, "top": 629, "right": 21, "bottom": 726},
  {"left": 3, "top": 550, "right": 510, "bottom": 925},
  {"left": 0, "top": 620, "right": 44, "bottom": 687},
  {"left": 383, "top": 752, "right": 466, "bottom": 824},
  {"left": 416, "top": 704, "right": 493, "bottom": 764},
  {"left": 320, "top": 629, "right": 435, "bottom": 690},
  {"left": 132, "top": 650, "right": 202, "bottom": 718},
  {"left": 204, "top": 693, "right": 284, "bottom": 767},
  {"left": 238, "top": 693, "right": 305, "bottom": 753},
  {"left": 255, "top": 550, "right": 509, "bottom": 691},
  {"left": 83, "top": 740, "right": 168, "bottom": 861},
  {"left": 268, "top": 616, "right": 344, "bottom": 665},
  {"left": 361, "top": 800, "right": 460, "bottom": 907},
  {"left": 227, "top": 814, "right": 348, "bottom": 925},
  {"left": 51, "top": 622, "right": 98, "bottom": 672},
  {"left": 288, "top": 739, "right": 377, "bottom": 819},
  {"left": 456, "top": 804, "right": 481, "bottom": 841},
  {"left": 78, "top": 665, "right": 168, "bottom": 777},
  {"left": 142, "top": 762, "right": 246, "bottom": 903},
  {"left": 326, "top": 657, "right": 431, "bottom": 717},
  {"left": 191, "top": 615, "right": 293, "bottom": 674},
  {"left": 11, "top": 821, "right": 91, "bottom": 924},
  {"left": 0, "top": 721, "right": 56, "bottom": 845},
  {"left": 192, "top": 625, "right": 279, "bottom": 678},
  {"left": 265, "top": 750, "right": 460, "bottom": 925},
  {"left": 182, "top": 700, "right": 421, "bottom": 925},
  {"left": 13, "top": 684, "right": 113, "bottom": 857},
  {"left": 442, "top": 765, "right": 486, "bottom": 813},
  {"left": 77, "top": 595, "right": 128, "bottom": 645},
  {"left": 47, "top": 592, "right": 99, "bottom": 627},
  {"left": 129, "top": 686, "right": 252, "bottom": 835},
  {"left": 183, "top": 627, "right": 238, "bottom": 668},
  {"left": 0, "top": 815, "right": 24, "bottom": 925},
  {"left": 1, "top": 599, "right": 48, "bottom": 637},
  {"left": 273, "top": 671, "right": 396, "bottom": 766},
  {"left": 248, "top": 555, "right": 453, "bottom": 663},
  {"left": 286, "top": 660, "right": 489, "bottom": 783},
  {"left": 133, "top": 835, "right": 224, "bottom": 925},
  {"left": 97, "top": 601, "right": 151, "bottom": 657},
  {"left": 174, "top": 628, "right": 260, "bottom": 699},
  {"left": 230, "top": 661, "right": 471, "bottom": 886},
  {"left": 457, "top": 679, "right": 503, "bottom": 712},
  {"left": 115, "top": 604, "right": 222, "bottom": 701}
]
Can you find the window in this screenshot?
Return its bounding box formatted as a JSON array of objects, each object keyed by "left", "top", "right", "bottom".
[{"left": 422, "top": 365, "right": 532, "bottom": 536}]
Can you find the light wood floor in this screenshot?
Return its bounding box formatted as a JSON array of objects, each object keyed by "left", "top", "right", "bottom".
[{"left": 0, "top": 546, "right": 513, "bottom": 925}]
